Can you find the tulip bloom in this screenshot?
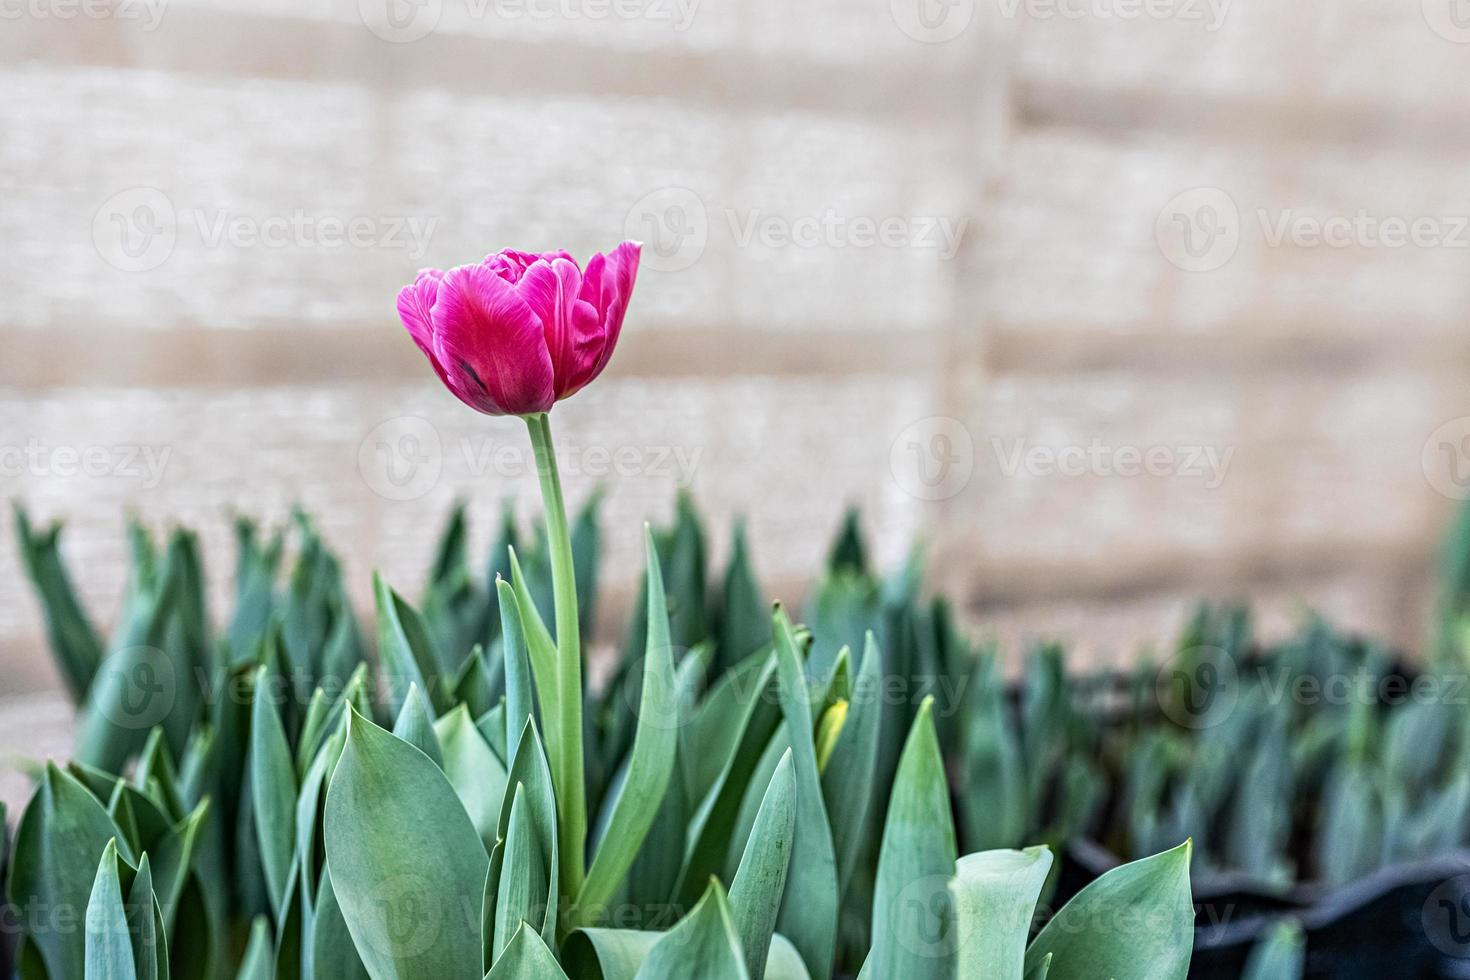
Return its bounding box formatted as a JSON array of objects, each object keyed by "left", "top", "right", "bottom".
[{"left": 397, "top": 241, "right": 641, "bottom": 416}]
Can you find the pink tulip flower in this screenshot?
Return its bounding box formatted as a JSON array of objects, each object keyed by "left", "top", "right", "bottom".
[{"left": 397, "top": 241, "right": 641, "bottom": 416}]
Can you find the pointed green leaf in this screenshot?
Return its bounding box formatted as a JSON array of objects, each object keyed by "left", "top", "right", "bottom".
[
  {"left": 325, "top": 708, "right": 489, "bottom": 980},
  {"left": 577, "top": 529, "right": 679, "bottom": 926},
  {"left": 84, "top": 839, "right": 136, "bottom": 980},
  {"left": 728, "top": 751, "right": 796, "bottom": 978},
  {"left": 1024, "top": 841, "right": 1194, "bottom": 980},
  {"left": 951, "top": 847, "right": 1053, "bottom": 980},
  {"left": 392, "top": 684, "right": 443, "bottom": 768},
  {"left": 250, "top": 665, "right": 297, "bottom": 921},
  {"left": 484, "top": 922, "right": 569, "bottom": 980},
  {"left": 633, "top": 879, "right": 750, "bottom": 980}
]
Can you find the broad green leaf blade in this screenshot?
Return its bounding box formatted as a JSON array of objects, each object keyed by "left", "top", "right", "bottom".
[
  {"left": 84, "top": 839, "right": 136, "bottom": 980},
  {"left": 771, "top": 608, "right": 838, "bottom": 979},
  {"left": 11, "top": 764, "right": 130, "bottom": 980},
  {"left": 250, "top": 666, "right": 298, "bottom": 921},
  {"left": 577, "top": 529, "right": 679, "bottom": 925},
  {"left": 435, "top": 704, "right": 509, "bottom": 852},
  {"left": 565, "top": 931, "right": 809, "bottom": 980},
  {"left": 728, "top": 751, "right": 796, "bottom": 979},
  {"left": 126, "top": 854, "right": 164, "bottom": 980},
  {"left": 391, "top": 684, "right": 443, "bottom": 768},
  {"left": 633, "top": 879, "right": 750, "bottom": 980},
  {"left": 1242, "top": 920, "right": 1304, "bottom": 980},
  {"left": 312, "top": 868, "right": 370, "bottom": 980},
  {"left": 1024, "top": 841, "right": 1194, "bottom": 980},
  {"left": 325, "top": 708, "right": 489, "bottom": 980},
  {"left": 484, "top": 922, "right": 569, "bottom": 980},
  {"left": 150, "top": 800, "right": 208, "bottom": 930},
  {"left": 485, "top": 720, "right": 561, "bottom": 950},
  {"left": 870, "top": 698, "right": 958, "bottom": 980},
  {"left": 237, "top": 917, "right": 273, "bottom": 980},
  {"left": 950, "top": 847, "right": 1053, "bottom": 980}
]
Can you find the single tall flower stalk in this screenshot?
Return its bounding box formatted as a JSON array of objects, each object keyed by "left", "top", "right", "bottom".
[{"left": 396, "top": 240, "right": 641, "bottom": 916}]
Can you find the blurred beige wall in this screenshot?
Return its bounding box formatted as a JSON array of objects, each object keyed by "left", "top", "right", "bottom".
[{"left": 3, "top": 0, "right": 1470, "bottom": 714}]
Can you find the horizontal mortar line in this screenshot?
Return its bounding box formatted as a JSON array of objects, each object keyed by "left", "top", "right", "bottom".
[
  {"left": 2, "top": 9, "right": 978, "bottom": 123},
  {"left": 962, "top": 539, "right": 1438, "bottom": 612},
  {"left": 1013, "top": 75, "right": 1470, "bottom": 155},
  {"left": 0, "top": 321, "right": 948, "bottom": 389},
  {"left": 982, "top": 324, "right": 1470, "bottom": 375}
]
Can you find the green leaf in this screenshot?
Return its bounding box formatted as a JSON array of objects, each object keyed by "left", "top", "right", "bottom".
[
  {"left": 951, "top": 847, "right": 1053, "bottom": 980},
  {"left": 870, "top": 698, "right": 957, "bottom": 980},
  {"left": 1024, "top": 841, "right": 1194, "bottom": 980},
  {"left": 10, "top": 763, "right": 130, "bottom": 980},
  {"left": 250, "top": 665, "right": 298, "bottom": 921},
  {"left": 728, "top": 751, "right": 796, "bottom": 978},
  {"left": 391, "top": 683, "right": 443, "bottom": 768},
  {"left": 577, "top": 528, "right": 679, "bottom": 926},
  {"left": 717, "top": 519, "right": 771, "bottom": 674},
  {"left": 324, "top": 707, "right": 489, "bottom": 980},
  {"left": 237, "top": 916, "right": 274, "bottom": 980},
  {"left": 771, "top": 608, "right": 839, "bottom": 979},
  {"left": 484, "top": 922, "right": 569, "bottom": 980},
  {"left": 373, "top": 573, "right": 441, "bottom": 716},
  {"left": 312, "top": 868, "right": 370, "bottom": 980},
  {"left": 485, "top": 720, "right": 561, "bottom": 952},
  {"left": 84, "top": 839, "right": 137, "bottom": 980},
  {"left": 634, "top": 878, "right": 750, "bottom": 980},
  {"left": 126, "top": 854, "right": 168, "bottom": 980},
  {"left": 820, "top": 632, "right": 883, "bottom": 900},
  {"left": 1242, "top": 920, "right": 1304, "bottom": 980},
  {"left": 14, "top": 507, "right": 103, "bottom": 703},
  {"left": 435, "top": 704, "right": 508, "bottom": 852},
  {"left": 497, "top": 578, "right": 537, "bottom": 767},
  {"left": 492, "top": 784, "right": 550, "bottom": 965}
]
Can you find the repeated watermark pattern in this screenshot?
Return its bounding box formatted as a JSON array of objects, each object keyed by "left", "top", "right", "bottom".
[
  {"left": 0, "top": 0, "right": 166, "bottom": 28},
  {"left": 1158, "top": 186, "right": 1470, "bottom": 273},
  {"left": 93, "top": 187, "right": 438, "bottom": 273},
  {"left": 358, "top": 0, "right": 699, "bottom": 43},
  {"left": 0, "top": 440, "right": 171, "bottom": 489},
  {"left": 993, "top": 438, "right": 1234, "bottom": 489},
  {"left": 358, "top": 416, "right": 702, "bottom": 501},
  {"left": 625, "top": 187, "right": 969, "bottom": 272},
  {"left": 1424, "top": 417, "right": 1470, "bottom": 501}
]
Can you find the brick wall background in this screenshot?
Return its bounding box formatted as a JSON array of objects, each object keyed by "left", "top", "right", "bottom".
[{"left": 3, "top": 0, "right": 1470, "bottom": 747}]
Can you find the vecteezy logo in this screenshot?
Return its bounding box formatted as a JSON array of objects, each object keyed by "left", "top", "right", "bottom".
[
  {"left": 358, "top": 417, "right": 443, "bottom": 501},
  {"left": 890, "top": 0, "right": 975, "bottom": 42},
  {"left": 890, "top": 417, "right": 975, "bottom": 501},
  {"left": 1424, "top": 874, "right": 1470, "bottom": 957},
  {"left": 93, "top": 187, "right": 177, "bottom": 272},
  {"left": 1155, "top": 645, "right": 1238, "bottom": 729},
  {"left": 1423, "top": 0, "right": 1470, "bottom": 42},
  {"left": 96, "top": 646, "right": 176, "bottom": 730},
  {"left": 1423, "top": 417, "right": 1470, "bottom": 501},
  {"left": 359, "top": 0, "right": 442, "bottom": 42},
  {"left": 624, "top": 187, "right": 708, "bottom": 272},
  {"left": 1155, "top": 187, "right": 1241, "bottom": 273}
]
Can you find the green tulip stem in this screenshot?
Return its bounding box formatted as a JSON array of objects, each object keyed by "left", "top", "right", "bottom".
[{"left": 525, "top": 411, "right": 587, "bottom": 903}]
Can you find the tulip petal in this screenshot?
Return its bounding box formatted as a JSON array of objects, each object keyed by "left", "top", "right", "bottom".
[
  {"left": 431, "top": 263, "right": 555, "bottom": 416},
  {"left": 568, "top": 241, "right": 640, "bottom": 394},
  {"left": 397, "top": 269, "right": 454, "bottom": 390},
  {"left": 519, "top": 258, "right": 602, "bottom": 399}
]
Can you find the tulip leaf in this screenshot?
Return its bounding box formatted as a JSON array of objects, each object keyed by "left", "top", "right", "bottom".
[
  {"left": 951, "top": 847, "right": 1053, "bottom": 980},
  {"left": 497, "top": 578, "right": 536, "bottom": 765},
  {"left": 391, "top": 683, "right": 443, "bottom": 768},
  {"left": 324, "top": 708, "right": 489, "bottom": 980},
  {"left": 11, "top": 764, "right": 131, "bottom": 980},
  {"left": 1024, "top": 841, "right": 1194, "bottom": 980},
  {"left": 633, "top": 878, "right": 749, "bottom": 980},
  {"left": 250, "top": 666, "right": 297, "bottom": 922},
  {"left": 820, "top": 631, "right": 883, "bottom": 900},
  {"left": 728, "top": 750, "right": 796, "bottom": 978},
  {"left": 493, "top": 784, "right": 547, "bottom": 963},
  {"left": 484, "top": 922, "right": 569, "bottom": 980},
  {"left": 373, "top": 573, "right": 440, "bottom": 716},
  {"left": 312, "top": 868, "right": 370, "bottom": 980},
  {"left": 237, "top": 917, "right": 273, "bottom": 980},
  {"left": 435, "top": 704, "right": 509, "bottom": 853},
  {"left": 771, "top": 608, "right": 839, "bottom": 979},
  {"left": 84, "top": 839, "right": 137, "bottom": 980},
  {"left": 1242, "top": 920, "right": 1305, "bottom": 980},
  {"left": 870, "top": 698, "right": 957, "bottom": 980},
  {"left": 577, "top": 529, "right": 679, "bottom": 925}
]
